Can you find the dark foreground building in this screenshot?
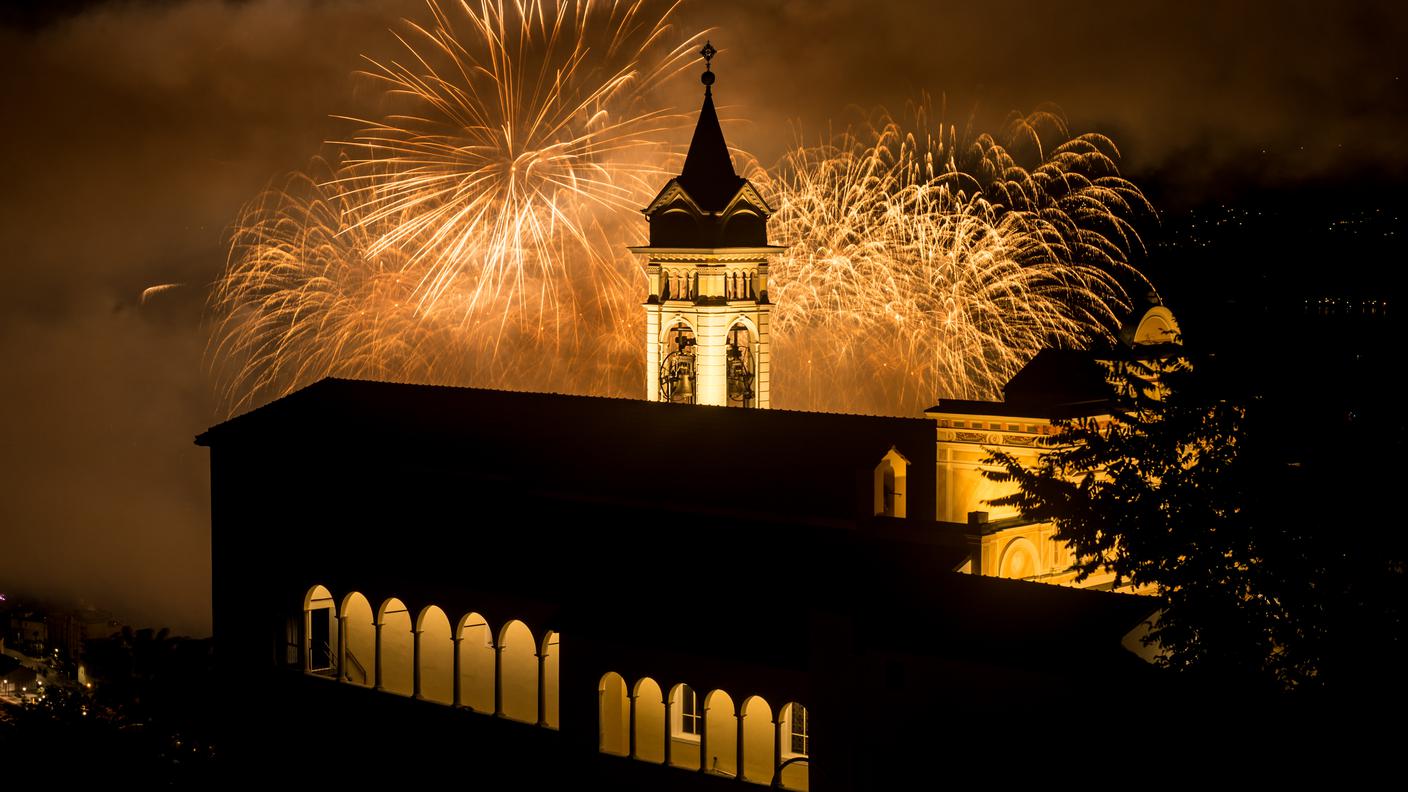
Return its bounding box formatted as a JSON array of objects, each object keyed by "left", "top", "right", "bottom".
[
  {"left": 195, "top": 48, "right": 1189, "bottom": 789},
  {"left": 192, "top": 42, "right": 1402, "bottom": 791},
  {"left": 197, "top": 379, "right": 1164, "bottom": 789}
]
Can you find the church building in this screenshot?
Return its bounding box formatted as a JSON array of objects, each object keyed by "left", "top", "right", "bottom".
[{"left": 197, "top": 46, "right": 1172, "bottom": 788}]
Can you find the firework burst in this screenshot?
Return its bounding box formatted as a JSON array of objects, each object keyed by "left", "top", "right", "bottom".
[
  {"left": 759, "top": 104, "right": 1151, "bottom": 415},
  {"left": 211, "top": 3, "right": 1154, "bottom": 418},
  {"left": 211, "top": 0, "right": 701, "bottom": 413}
]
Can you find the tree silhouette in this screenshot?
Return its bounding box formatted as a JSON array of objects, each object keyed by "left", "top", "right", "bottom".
[{"left": 984, "top": 349, "right": 1311, "bottom": 687}]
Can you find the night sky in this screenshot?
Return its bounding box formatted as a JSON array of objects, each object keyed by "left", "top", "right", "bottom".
[{"left": 2, "top": 0, "right": 1406, "bottom": 635}]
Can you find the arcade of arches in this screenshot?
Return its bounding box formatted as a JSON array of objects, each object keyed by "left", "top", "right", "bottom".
[
  {"left": 300, "top": 586, "right": 805, "bottom": 787},
  {"left": 598, "top": 672, "right": 809, "bottom": 789},
  {"left": 300, "top": 585, "right": 559, "bottom": 728}
]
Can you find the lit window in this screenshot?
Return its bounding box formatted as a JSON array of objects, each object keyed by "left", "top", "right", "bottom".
[
  {"left": 873, "top": 448, "right": 908, "bottom": 518},
  {"left": 674, "top": 685, "right": 701, "bottom": 738},
  {"left": 786, "top": 703, "right": 809, "bottom": 756}
]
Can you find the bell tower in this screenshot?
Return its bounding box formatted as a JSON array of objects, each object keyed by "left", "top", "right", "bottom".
[{"left": 631, "top": 42, "right": 784, "bottom": 408}]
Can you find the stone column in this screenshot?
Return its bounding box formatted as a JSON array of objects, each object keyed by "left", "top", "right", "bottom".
[
  {"left": 452, "top": 636, "right": 463, "bottom": 707},
  {"left": 772, "top": 713, "right": 784, "bottom": 787},
  {"left": 628, "top": 690, "right": 638, "bottom": 759},
  {"left": 698, "top": 698, "right": 710, "bottom": 775},
  {"left": 493, "top": 637, "right": 504, "bottom": 716},
  {"left": 735, "top": 702, "right": 746, "bottom": 782},
  {"left": 336, "top": 614, "right": 348, "bottom": 683},
  {"left": 373, "top": 621, "right": 384, "bottom": 691},
  {"left": 412, "top": 627, "right": 423, "bottom": 699},
  {"left": 536, "top": 649, "right": 548, "bottom": 727},
  {"left": 663, "top": 691, "right": 674, "bottom": 766}
]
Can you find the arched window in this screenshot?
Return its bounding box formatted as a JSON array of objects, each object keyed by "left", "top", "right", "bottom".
[
  {"left": 651, "top": 208, "right": 700, "bottom": 246},
  {"left": 660, "top": 323, "right": 697, "bottom": 404},
  {"left": 998, "top": 536, "right": 1041, "bottom": 580},
  {"left": 722, "top": 210, "right": 766, "bottom": 246},
  {"left": 874, "top": 447, "right": 909, "bottom": 517},
  {"left": 725, "top": 323, "right": 755, "bottom": 408},
  {"left": 669, "top": 683, "right": 702, "bottom": 770},
  {"left": 779, "top": 702, "right": 810, "bottom": 791}
]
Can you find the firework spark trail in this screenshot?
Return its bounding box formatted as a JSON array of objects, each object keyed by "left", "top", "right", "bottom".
[
  {"left": 758, "top": 104, "right": 1151, "bottom": 415},
  {"left": 210, "top": 164, "right": 649, "bottom": 415},
  {"left": 210, "top": 3, "right": 1154, "bottom": 418},
  {"left": 210, "top": 0, "right": 701, "bottom": 413},
  {"left": 331, "top": 0, "right": 702, "bottom": 321}
]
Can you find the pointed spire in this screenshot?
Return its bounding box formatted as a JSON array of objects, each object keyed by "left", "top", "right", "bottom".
[{"left": 678, "top": 40, "right": 744, "bottom": 211}]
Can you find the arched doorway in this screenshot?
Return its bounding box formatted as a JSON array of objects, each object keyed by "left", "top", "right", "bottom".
[
  {"left": 704, "top": 689, "right": 738, "bottom": 777},
  {"left": 303, "top": 585, "right": 336, "bottom": 676},
  {"left": 339, "top": 592, "right": 375, "bottom": 687},
  {"left": 456, "top": 612, "right": 495, "bottom": 712},
  {"left": 740, "top": 695, "right": 774, "bottom": 784},
  {"left": 541, "top": 631, "right": 560, "bottom": 728},
  {"left": 632, "top": 677, "right": 665, "bottom": 763},
  {"left": 498, "top": 620, "right": 537, "bottom": 722},
  {"left": 377, "top": 598, "right": 413, "bottom": 696},
  {"left": 598, "top": 672, "right": 629, "bottom": 756},
  {"left": 415, "top": 605, "right": 453, "bottom": 704}
]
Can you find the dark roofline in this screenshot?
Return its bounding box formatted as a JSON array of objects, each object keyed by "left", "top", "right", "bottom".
[{"left": 196, "top": 377, "right": 936, "bottom": 447}]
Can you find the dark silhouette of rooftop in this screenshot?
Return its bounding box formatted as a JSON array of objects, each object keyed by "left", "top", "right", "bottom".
[{"left": 196, "top": 377, "right": 938, "bottom": 526}]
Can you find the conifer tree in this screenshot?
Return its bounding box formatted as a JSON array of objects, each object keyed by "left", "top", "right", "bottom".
[{"left": 984, "top": 350, "right": 1304, "bottom": 685}]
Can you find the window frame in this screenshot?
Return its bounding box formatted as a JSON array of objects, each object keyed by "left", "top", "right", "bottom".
[
  {"left": 671, "top": 685, "right": 702, "bottom": 743},
  {"left": 782, "top": 702, "right": 809, "bottom": 758}
]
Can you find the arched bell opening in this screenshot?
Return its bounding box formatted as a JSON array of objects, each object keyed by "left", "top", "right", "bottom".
[
  {"left": 660, "top": 323, "right": 698, "bottom": 404},
  {"left": 725, "top": 322, "right": 756, "bottom": 408}
]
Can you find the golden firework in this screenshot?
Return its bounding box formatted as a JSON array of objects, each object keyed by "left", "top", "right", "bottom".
[
  {"left": 211, "top": 4, "right": 1154, "bottom": 418},
  {"left": 758, "top": 104, "right": 1151, "bottom": 415},
  {"left": 211, "top": 0, "right": 701, "bottom": 413}
]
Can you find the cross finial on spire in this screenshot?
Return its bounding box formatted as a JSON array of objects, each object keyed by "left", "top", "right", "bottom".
[{"left": 700, "top": 40, "right": 716, "bottom": 95}]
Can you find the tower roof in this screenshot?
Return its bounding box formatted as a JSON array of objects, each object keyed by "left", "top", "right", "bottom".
[
  {"left": 678, "top": 91, "right": 745, "bottom": 211},
  {"left": 676, "top": 41, "right": 746, "bottom": 212}
]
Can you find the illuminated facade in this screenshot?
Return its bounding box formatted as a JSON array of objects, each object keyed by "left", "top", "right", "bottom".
[{"left": 929, "top": 305, "right": 1181, "bottom": 590}]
